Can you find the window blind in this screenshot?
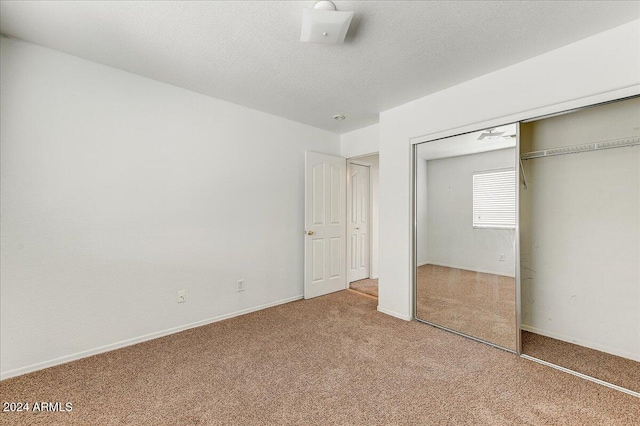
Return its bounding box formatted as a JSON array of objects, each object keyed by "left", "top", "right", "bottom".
[{"left": 472, "top": 169, "right": 516, "bottom": 228}]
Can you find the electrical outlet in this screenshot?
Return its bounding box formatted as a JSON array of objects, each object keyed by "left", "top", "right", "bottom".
[
  {"left": 499, "top": 253, "right": 505, "bottom": 262},
  {"left": 177, "top": 290, "right": 186, "bottom": 303},
  {"left": 237, "top": 279, "right": 245, "bottom": 292}
]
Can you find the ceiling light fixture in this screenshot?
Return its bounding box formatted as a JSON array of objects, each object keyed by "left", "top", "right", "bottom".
[
  {"left": 333, "top": 114, "right": 346, "bottom": 121},
  {"left": 300, "top": 1, "right": 354, "bottom": 44},
  {"left": 477, "top": 128, "right": 505, "bottom": 141}
]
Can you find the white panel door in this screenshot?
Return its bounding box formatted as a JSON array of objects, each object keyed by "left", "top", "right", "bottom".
[
  {"left": 347, "top": 163, "right": 370, "bottom": 282},
  {"left": 304, "top": 152, "right": 346, "bottom": 299}
]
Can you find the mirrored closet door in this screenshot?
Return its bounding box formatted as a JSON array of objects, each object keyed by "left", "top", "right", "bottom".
[
  {"left": 519, "top": 96, "right": 640, "bottom": 394},
  {"left": 414, "top": 124, "right": 519, "bottom": 352}
]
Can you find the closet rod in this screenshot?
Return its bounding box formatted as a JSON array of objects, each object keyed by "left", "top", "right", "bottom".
[{"left": 520, "top": 136, "right": 640, "bottom": 160}]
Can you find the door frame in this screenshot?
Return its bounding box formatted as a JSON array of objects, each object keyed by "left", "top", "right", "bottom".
[{"left": 346, "top": 157, "right": 375, "bottom": 286}]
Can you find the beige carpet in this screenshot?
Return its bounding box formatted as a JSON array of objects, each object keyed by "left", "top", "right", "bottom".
[
  {"left": 522, "top": 331, "right": 640, "bottom": 393},
  {"left": 416, "top": 264, "right": 517, "bottom": 351},
  {"left": 1, "top": 291, "right": 638, "bottom": 425},
  {"left": 349, "top": 278, "right": 378, "bottom": 298}
]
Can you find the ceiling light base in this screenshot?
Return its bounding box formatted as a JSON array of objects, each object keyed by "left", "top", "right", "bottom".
[{"left": 314, "top": 1, "right": 336, "bottom": 11}]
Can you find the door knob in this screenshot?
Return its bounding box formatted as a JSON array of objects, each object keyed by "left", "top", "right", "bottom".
[
  {"left": 307, "top": 230, "right": 315, "bottom": 235},
  {"left": 355, "top": 227, "right": 360, "bottom": 230}
]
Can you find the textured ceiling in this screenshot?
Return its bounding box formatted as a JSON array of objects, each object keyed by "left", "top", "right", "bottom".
[{"left": 1, "top": 1, "right": 638, "bottom": 133}]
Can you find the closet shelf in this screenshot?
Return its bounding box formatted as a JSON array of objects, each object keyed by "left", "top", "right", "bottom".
[{"left": 520, "top": 136, "right": 640, "bottom": 160}]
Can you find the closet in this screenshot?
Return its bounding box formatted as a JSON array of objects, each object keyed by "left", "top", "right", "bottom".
[
  {"left": 519, "top": 96, "right": 639, "bottom": 393},
  {"left": 413, "top": 96, "right": 639, "bottom": 395}
]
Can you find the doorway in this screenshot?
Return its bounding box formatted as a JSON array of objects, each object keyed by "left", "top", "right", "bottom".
[
  {"left": 347, "top": 154, "right": 379, "bottom": 299},
  {"left": 303, "top": 151, "right": 379, "bottom": 300}
]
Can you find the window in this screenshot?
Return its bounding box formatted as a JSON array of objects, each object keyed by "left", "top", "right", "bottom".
[{"left": 472, "top": 168, "right": 516, "bottom": 229}]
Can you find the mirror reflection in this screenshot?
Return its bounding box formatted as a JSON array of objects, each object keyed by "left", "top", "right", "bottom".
[{"left": 415, "top": 124, "right": 518, "bottom": 351}]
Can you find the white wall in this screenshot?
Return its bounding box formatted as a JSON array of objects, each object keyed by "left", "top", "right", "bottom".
[
  {"left": 0, "top": 37, "right": 340, "bottom": 378},
  {"left": 520, "top": 98, "right": 639, "bottom": 360},
  {"left": 341, "top": 123, "right": 380, "bottom": 158},
  {"left": 422, "top": 149, "right": 516, "bottom": 277},
  {"left": 377, "top": 20, "right": 640, "bottom": 320}
]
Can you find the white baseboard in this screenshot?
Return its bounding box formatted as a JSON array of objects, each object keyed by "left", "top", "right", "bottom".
[
  {"left": 1, "top": 294, "right": 303, "bottom": 381},
  {"left": 422, "top": 261, "right": 515, "bottom": 278},
  {"left": 377, "top": 305, "right": 412, "bottom": 321},
  {"left": 521, "top": 324, "right": 640, "bottom": 362}
]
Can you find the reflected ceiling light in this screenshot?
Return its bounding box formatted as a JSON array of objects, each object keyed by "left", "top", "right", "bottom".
[
  {"left": 301, "top": 1, "right": 354, "bottom": 44},
  {"left": 477, "top": 128, "right": 505, "bottom": 141}
]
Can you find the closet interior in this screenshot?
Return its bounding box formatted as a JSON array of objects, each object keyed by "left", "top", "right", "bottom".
[{"left": 519, "top": 96, "right": 639, "bottom": 393}]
